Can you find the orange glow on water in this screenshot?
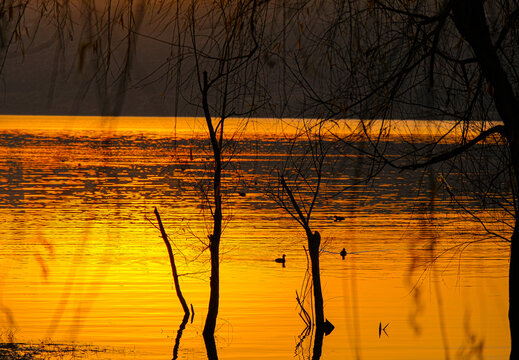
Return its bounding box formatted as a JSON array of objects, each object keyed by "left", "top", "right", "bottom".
[
  {"left": 0, "top": 115, "right": 500, "bottom": 142},
  {"left": 0, "top": 116, "right": 511, "bottom": 359}
]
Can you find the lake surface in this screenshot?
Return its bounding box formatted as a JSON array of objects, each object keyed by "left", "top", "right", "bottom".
[{"left": 0, "top": 116, "right": 511, "bottom": 359}]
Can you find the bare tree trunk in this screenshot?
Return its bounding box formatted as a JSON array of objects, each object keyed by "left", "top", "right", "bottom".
[
  {"left": 203, "top": 196, "right": 222, "bottom": 343},
  {"left": 281, "top": 176, "right": 329, "bottom": 330},
  {"left": 308, "top": 230, "right": 324, "bottom": 329},
  {"left": 509, "top": 153, "right": 519, "bottom": 359},
  {"left": 201, "top": 70, "right": 222, "bottom": 360},
  {"left": 510, "top": 213, "right": 518, "bottom": 359},
  {"left": 451, "top": 2, "right": 519, "bottom": 357},
  {"left": 312, "top": 328, "right": 325, "bottom": 360},
  {"left": 203, "top": 233, "right": 220, "bottom": 360}
]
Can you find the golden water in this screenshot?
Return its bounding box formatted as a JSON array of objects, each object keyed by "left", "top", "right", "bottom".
[{"left": 0, "top": 116, "right": 510, "bottom": 359}]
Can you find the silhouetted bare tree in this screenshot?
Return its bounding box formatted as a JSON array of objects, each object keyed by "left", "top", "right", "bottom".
[
  {"left": 172, "top": 1, "right": 268, "bottom": 358},
  {"left": 268, "top": 120, "right": 336, "bottom": 359},
  {"left": 283, "top": 1, "right": 518, "bottom": 358}
]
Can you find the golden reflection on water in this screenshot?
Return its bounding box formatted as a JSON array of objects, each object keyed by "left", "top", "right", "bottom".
[{"left": 0, "top": 116, "right": 510, "bottom": 359}]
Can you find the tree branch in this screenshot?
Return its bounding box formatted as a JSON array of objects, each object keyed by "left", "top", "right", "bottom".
[
  {"left": 400, "top": 125, "right": 506, "bottom": 171},
  {"left": 154, "top": 207, "right": 190, "bottom": 316},
  {"left": 280, "top": 175, "right": 310, "bottom": 233}
]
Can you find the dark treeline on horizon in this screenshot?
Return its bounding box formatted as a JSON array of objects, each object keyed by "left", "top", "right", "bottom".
[{"left": 0, "top": 0, "right": 501, "bottom": 122}]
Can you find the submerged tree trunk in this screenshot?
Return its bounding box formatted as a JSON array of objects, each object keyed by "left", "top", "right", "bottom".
[
  {"left": 312, "top": 328, "right": 325, "bottom": 360},
  {"left": 201, "top": 70, "right": 222, "bottom": 360},
  {"left": 281, "top": 176, "right": 331, "bottom": 332},
  {"left": 307, "top": 230, "right": 324, "bottom": 329},
  {"left": 203, "top": 233, "right": 220, "bottom": 360}
]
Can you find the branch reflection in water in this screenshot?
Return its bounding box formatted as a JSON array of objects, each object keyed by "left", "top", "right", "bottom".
[
  {"left": 172, "top": 313, "right": 190, "bottom": 360},
  {"left": 294, "top": 247, "right": 334, "bottom": 360}
]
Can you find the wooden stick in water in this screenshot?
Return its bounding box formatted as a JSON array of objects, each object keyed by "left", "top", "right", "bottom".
[{"left": 154, "top": 207, "right": 190, "bottom": 317}]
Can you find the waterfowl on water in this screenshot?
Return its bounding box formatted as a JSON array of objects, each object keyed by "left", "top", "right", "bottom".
[
  {"left": 340, "top": 248, "right": 347, "bottom": 259},
  {"left": 334, "top": 215, "right": 345, "bottom": 222},
  {"left": 275, "top": 254, "right": 286, "bottom": 263}
]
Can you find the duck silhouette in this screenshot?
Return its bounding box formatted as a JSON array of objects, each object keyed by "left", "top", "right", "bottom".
[
  {"left": 275, "top": 254, "right": 286, "bottom": 266},
  {"left": 340, "top": 248, "right": 347, "bottom": 260}
]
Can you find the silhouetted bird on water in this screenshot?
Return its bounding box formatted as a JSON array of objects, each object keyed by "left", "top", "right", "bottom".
[
  {"left": 275, "top": 254, "right": 286, "bottom": 267},
  {"left": 334, "top": 215, "right": 345, "bottom": 222},
  {"left": 340, "top": 248, "right": 347, "bottom": 260}
]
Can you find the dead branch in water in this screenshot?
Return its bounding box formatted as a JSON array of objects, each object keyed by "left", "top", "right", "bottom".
[
  {"left": 296, "top": 290, "right": 311, "bottom": 327},
  {"left": 154, "top": 207, "right": 190, "bottom": 317}
]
